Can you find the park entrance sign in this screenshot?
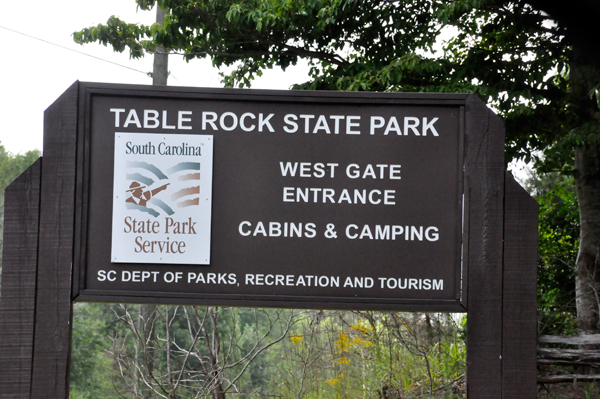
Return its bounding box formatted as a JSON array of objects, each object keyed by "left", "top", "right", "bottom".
[
  {"left": 77, "top": 83, "right": 465, "bottom": 309},
  {"left": 0, "top": 82, "right": 539, "bottom": 398}
]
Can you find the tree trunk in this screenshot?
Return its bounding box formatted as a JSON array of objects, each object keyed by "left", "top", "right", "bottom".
[
  {"left": 202, "top": 307, "right": 226, "bottom": 399},
  {"left": 574, "top": 145, "right": 600, "bottom": 334},
  {"left": 211, "top": 310, "right": 226, "bottom": 399},
  {"left": 571, "top": 46, "right": 600, "bottom": 335}
]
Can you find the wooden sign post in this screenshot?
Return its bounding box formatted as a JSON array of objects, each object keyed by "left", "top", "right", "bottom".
[{"left": 0, "top": 82, "right": 538, "bottom": 398}]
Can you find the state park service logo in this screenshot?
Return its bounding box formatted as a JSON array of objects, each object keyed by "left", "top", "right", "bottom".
[{"left": 111, "top": 133, "right": 214, "bottom": 265}]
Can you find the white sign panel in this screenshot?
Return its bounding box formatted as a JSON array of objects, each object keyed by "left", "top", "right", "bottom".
[{"left": 111, "top": 133, "right": 213, "bottom": 264}]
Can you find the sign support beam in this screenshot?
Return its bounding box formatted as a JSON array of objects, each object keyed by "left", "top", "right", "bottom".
[
  {"left": 465, "top": 95, "right": 507, "bottom": 398},
  {"left": 501, "top": 173, "right": 538, "bottom": 398},
  {"left": 30, "top": 83, "right": 78, "bottom": 398},
  {"left": 0, "top": 159, "right": 41, "bottom": 397}
]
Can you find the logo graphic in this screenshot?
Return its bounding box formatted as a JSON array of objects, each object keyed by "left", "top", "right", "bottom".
[
  {"left": 124, "top": 161, "right": 202, "bottom": 217},
  {"left": 111, "top": 133, "right": 213, "bottom": 265}
]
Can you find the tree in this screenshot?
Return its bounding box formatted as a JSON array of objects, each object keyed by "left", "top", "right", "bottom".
[
  {"left": 97, "top": 304, "right": 296, "bottom": 398},
  {"left": 523, "top": 171, "right": 579, "bottom": 335},
  {"left": 436, "top": 1, "right": 600, "bottom": 337},
  {"left": 74, "top": 0, "right": 600, "bottom": 332},
  {"left": 70, "top": 303, "right": 118, "bottom": 398}
]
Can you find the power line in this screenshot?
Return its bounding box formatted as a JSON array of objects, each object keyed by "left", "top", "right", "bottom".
[
  {"left": 169, "top": 72, "right": 184, "bottom": 86},
  {"left": 0, "top": 25, "right": 151, "bottom": 77}
]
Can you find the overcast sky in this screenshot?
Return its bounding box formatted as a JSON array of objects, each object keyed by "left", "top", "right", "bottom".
[{"left": 0, "top": 0, "right": 309, "bottom": 154}]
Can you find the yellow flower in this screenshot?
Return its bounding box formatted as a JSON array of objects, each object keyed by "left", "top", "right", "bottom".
[
  {"left": 325, "top": 374, "right": 344, "bottom": 386},
  {"left": 349, "top": 321, "right": 374, "bottom": 336},
  {"left": 335, "top": 331, "right": 351, "bottom": 353},
  {"left": 290, "top": 334, "right": 303, "bottom": 345},
  {"left": 337, "top": 355, "right": 351, "bottom": 365},
  {"left": 351, "top": 336, "right": 374, "bottom": 348}
]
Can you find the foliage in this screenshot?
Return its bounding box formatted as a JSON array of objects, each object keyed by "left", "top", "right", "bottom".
[
  {"left": 69, "top": 306, "right": 466, "bottom": 398},
  {"left": 528, "top": 173, "right": 579, "bottom": 335},
  {"left": 70, "top": 303, "right": 118, "bottom": 398},
  {"left": 71, "top": 304, "right": 298, "bottom": 398},
  {"left": 519, "top": 168, "right": 580, "bottom": 335},
  {"left": 266, "top": 311, "right": 465, "bottom": 398},
  {"left": 74, "top": 1, "right": 443, "bottom": 89}
]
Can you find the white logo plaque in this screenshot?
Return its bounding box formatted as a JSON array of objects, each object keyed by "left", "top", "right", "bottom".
[{"left": 111, "top": 133, "right": 214, "bottom": 264}]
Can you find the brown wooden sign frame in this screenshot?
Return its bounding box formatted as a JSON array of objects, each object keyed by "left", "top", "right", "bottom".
[
  {"left": 0, "top": 81, "right": 538, "bottom": 398},
  {"left": 74, "top": 82, "right": 467, "bottom": 311}
]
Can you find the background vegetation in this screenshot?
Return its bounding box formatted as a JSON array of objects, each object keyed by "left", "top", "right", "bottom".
[{"left": 68, "top": 304, "right": 466, "bottom": 398}]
